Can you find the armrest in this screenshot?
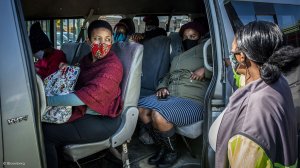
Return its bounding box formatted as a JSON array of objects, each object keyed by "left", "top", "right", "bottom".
[{"left": 111, "top": 106, "right": 139, "bottom": 147}]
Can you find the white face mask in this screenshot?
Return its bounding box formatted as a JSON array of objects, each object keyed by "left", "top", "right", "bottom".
[{"left": 33, "top": 50, "right": 44, "bottom": 59}]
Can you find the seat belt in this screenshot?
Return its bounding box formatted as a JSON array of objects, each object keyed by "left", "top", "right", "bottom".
[
  {"left": 71, "top": 43, "right": 83, "bottom": 65},
  {"left": 76, "top": 9, "right": 94, "bottom": 43},
  {"left": 72, "top": 9, "right": 94, "bottom": 65}
]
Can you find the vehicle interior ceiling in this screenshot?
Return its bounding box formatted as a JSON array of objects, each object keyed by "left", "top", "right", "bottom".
[{"left": 21, "top": 0, "right": 206, "bottom": 20}]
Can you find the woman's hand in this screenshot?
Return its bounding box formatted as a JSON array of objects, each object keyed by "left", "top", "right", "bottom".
[
  {"left": 59, "top": 62, "right": 68, "bottom": 74},
  {"left": 190, "top": 67, "right": 205, "bottom": 80},
  {"left": 156, "top": 88, "right": 170, "bottom": 99}
]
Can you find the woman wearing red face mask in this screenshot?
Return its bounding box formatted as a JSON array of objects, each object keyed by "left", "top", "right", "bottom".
[{"left": 43, "top": 20, "right": 123, "bottom": 168}]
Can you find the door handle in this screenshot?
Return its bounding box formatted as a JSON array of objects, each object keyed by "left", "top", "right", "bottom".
[{"left": 203, "top": 38, "right": 213, "bottom": 72}]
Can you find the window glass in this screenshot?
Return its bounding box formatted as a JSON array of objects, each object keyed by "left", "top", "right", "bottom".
[
  {"left": 133, "top": 17, "right": 145, "bottom": 33},
  {"left": 225, "top": 1, "right": 300, "bottom": 47},
  {"left": 99, "top": 15, "right": 123, "bottom": 30},
  {"left": 55, "top": 19, "right": 84, "bottom": 49},
  {"left": 26, "top": 19, "right": 84, "bottom": 49},
  {"left": 26, "top": 20, "right": 51, "bottom": 37},
  {"left": 133, "top": 15, "right": 190, "bottom": 33},
  {"left": 169, "top": 16, "right": 190, "bottom": 32}
]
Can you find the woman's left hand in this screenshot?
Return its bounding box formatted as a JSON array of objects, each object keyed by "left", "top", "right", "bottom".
[{"left": 190, "top": 68, "right": 205, "bottom": 80}]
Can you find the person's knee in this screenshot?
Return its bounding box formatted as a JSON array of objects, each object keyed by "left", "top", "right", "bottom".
[
  {"left": 152, "top": 111, "right": 167, "bottom": 125},
  {"left": 139, "top": 108, "right": 152, "bottom": 123}
]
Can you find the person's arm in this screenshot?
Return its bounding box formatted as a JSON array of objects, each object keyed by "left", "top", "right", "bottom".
[
  {"left": 47, "top": 93, "right": 85, "bottom": 106},
  {"left": 46, "top": 51, "right": 67, "bottom": 77},
  {"left": 228, "top": 134, "right": 272, "bottom": 168},
  {"left": 156, "top": 74, "right": 170, "bottom": 90}
]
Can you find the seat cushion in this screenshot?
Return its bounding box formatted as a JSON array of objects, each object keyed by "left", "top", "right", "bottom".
[
  {"left": 209, "top": 111, "right": 225, "bottom": 151},
  {"left": 64, "top": 139, "right": 110, "bottom": 162},
  {"left": 176, "top": 120, "right": 203, "bottom": 139}
]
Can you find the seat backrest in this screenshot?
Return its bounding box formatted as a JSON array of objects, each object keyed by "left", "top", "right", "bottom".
[
  {"left": 61, "top": 42, "right": 80, "bottom": 64},
  {"left": 140, "top": 35, "right": 171, "bottom": 98},
  {"left": 112, "top": 42, "right": 143, "bottom": 108},
  {"left": 168, "top": 32, "right": 183, "bottom": 61},
  {"left": 110, "top": 41, "right": 143, "bottom": 147},
  {"left": 72, "top": 42, "right": 90, "bottom": 65},
  {"left": 61, "top": 42, "right": 90, "bottom": 65}
]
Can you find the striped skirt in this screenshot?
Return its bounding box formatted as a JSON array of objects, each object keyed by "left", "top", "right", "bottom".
[{"left": 138, "top": 95, "right": 203, "bottom": 126}]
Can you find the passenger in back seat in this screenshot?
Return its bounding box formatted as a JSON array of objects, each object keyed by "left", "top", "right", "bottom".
[
  {"left": 29, "top": 22, "right": 67, "bottom": 79},
  {"left": 113, "top": 18, "right": 135, "bottom": 43},
  {"left": 42, "top": 20, "right": 123, "bottom": 168},
  {"left": 130, "top": 15, "right": 167, "bottom": 43},
  {"left": 138, "top": 21, "right": 211, "bottom": 167}
]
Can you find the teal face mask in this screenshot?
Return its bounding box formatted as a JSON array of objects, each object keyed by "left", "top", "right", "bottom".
[{"left": 113, "top": 32, "right": 127, "bottom": 42}]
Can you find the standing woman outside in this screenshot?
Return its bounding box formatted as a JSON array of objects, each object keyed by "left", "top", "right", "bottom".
[{"left": 216, "top": 21, "right": 299, "bottom": 167}]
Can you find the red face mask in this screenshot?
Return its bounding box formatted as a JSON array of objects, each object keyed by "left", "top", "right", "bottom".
[{"left": 91, "top": 43, "right": 112, "bottom": 59}]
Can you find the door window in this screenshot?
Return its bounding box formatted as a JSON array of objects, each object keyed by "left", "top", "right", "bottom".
[{"left": 225, "top": 1, "right": 300, "bottom": 47}]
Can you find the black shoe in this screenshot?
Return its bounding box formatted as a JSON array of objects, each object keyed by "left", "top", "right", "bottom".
[
  {"left": 148, "top": 148, "right": 165, "bottom": 165},
  {"left": 156, "top": 150, "right": 179, "bottom": 168}
]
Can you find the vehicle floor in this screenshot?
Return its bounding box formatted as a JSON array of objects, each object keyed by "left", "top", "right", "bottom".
[{"left": 62, "top": 132, "right": 201, "bottom": 168}]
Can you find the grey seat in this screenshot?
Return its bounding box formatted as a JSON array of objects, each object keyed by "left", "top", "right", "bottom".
[
  {"left": 175, "top": 118, "right": 204, "bottom": 157},
  {"left": 61, "top": 42, "right": 90, "bottom": 65},
  {"left": 168, "top": 32, "right": 183, "bottom": 61},
  {"left": 176, "top": 120, "right": 203, "bottom": 139},
  {"left": 140, "top": 35, "right": 171, "bottom": 98},
  {"left": 63, "top": 41, "right": 143, "bottom": 167},
  {"left": 60, "top": 42, "right": 80, "bottom": 64}
]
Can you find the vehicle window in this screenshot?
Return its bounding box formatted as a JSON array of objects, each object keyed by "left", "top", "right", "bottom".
[
  {"left": 55, "top": 19, "right": 84, "bottom": 49},
  {"left": 26, "top": 20, "right": 50, "bottom": 37},
  {"left": 225, "top": 1, "right": 300, "bottom": 47},
  {"left": 169, "top": 16, "right": 190, "bottom": 32},
  {"left": 26, "top": 19, "right": 84, "bottom": 49},
  {"left": 99, "top": 15, "right": 122, "bottom": 29},
  {"left": 133, "top": 15, "right": 190, "bottom": 33},
  {"left": 132, "top": 17, "right": 144, "bottom": 33}
]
